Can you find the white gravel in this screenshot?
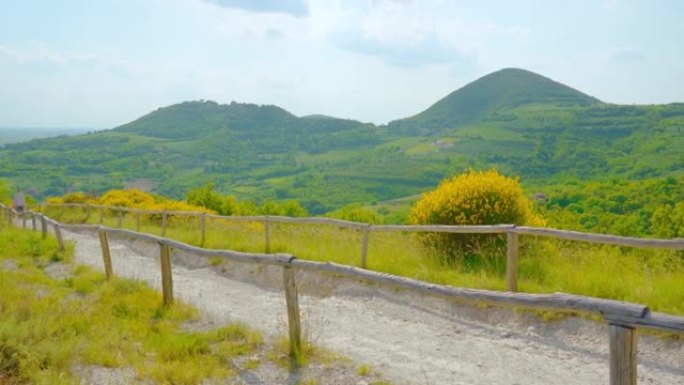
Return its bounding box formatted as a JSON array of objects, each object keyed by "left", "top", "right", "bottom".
[{"left": 62, "top": 228, "right": 683, "bottom": 385}]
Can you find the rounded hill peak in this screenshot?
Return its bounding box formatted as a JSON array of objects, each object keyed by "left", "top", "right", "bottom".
[{"left": 390, "top": 68, "right": 601, "bottom": 132}]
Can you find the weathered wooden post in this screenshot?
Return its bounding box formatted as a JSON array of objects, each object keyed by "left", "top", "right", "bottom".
[
  {"left": 159, "top": 242, "right": 173, "bottom": 306},
  {"left": 41, "top": 215, "right": 48, "bottom": 239},
  {"left": 506, "top": 231, "right": 519, "bottom": 292},
  {"left": 99, "top": 206, "right": 104, "bottom": 224},
  {"left": 136, "top": 211, "right": 141, "bottom": 232},
  {"left": 200, "top": 213, "right": 206, "bottom": 248},
  {"left": 31, "top": 213, "right": 37, "bottom": 231},
  {"left": 264, "top": 216, "right": 271, "bottom": 253},
  {"left": 22, "top": 211, "right": 27, "bottom": 228},
  {"left": 54, "top": 224, "right": 65, "bottom": 251},
  {"left": 282, "top": 262, "right": 302, "bottom": 361},
  {"left": 98, "top": 230, "right": 114, "bottom": 279},
  {"left": 360, "top": 224, "right": 370, "bottom": 268},
  {"left": 608, "top": 323, "right": 637, "bottom": 385},
  {"left": 161, "top": 211, "right": 168, "bottom": 237},
  {"left": 117, "top": 208, "right": 123, "bottom": 228}
]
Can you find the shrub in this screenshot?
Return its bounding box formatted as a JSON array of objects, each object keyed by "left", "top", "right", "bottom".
[
  {"left": 325, "top": 204, "right": 384, "bottom": 224},
  {"left": 99, "top": 188, "right": 156, "bottom": 209},
  {"left": 258, "top": 199, "right": 308, "bottom": 217},
  {"left": 409, "top": 169, "right": 543, "bottom": 264}
]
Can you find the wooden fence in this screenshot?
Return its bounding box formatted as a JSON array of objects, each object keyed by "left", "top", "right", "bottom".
[
  {"left": 4, "top": 204, "right": 684, "bottom": 385},
  {"left": 37, "top": 202, "right": 684, "bottom": 293}
]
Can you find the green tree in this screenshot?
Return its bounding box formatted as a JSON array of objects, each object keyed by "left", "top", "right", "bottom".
[{"left": 186, "top": 183, "right": 224, "bottom": 213}]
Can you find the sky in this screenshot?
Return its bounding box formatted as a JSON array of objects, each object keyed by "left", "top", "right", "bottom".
[{"left": 1, "top": 0, "right": 683, "bottom": 129}]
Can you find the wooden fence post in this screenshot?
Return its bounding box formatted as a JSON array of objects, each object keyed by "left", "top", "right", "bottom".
[
  {"left": 159, "top": 242, "right": 173, "bottom": 306},
  {"left": 161, "top": 211, "right": 168, "bottom": 237},
  {"left": 200, "top": 213, "right": 206, "bottom": 248},
  {"left": 98, "top": 230, "right": 114, "bottom": 279},
  {"left": 282, "top": 264, "right": 302, "bottom": 361},
  {"left": 99, "top": 206, "right": 104, "bottom": 224},
  {"left": 608, "top": 323, "right": 637, "bottom": 385},
  {"left": 136, "top": 211, "right": 141, "bottom": 232},
  {"left": 31, "top": 213, "right": 37, "bottom": 231},
  {"left": 54, "top": 224, "right": 65, "bottom": 251},
  {"left": 22, "top": 211, "right": 27, "bottom": 228},
  {"left": 41, "top": 215, "right": 48, "bottom": 239},
  {"left": 264, "top": 216, "right": 271, "bottom": 254},
  {"left": 506, "top": 231, "right": 519, "bottom": 292},
  {"left": 360, "top": 224, "right": 370, "bottom": 268},
  {"left": 117, "top": 208, "right": 123, "bottom": 228}
]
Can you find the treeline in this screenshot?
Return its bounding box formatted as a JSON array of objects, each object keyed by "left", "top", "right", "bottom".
[
  {"left": 186, "top": 183, "right": 383, "bottom": 223},
  {"left": 540, "top": 176, "right": 684, "bottom": 238},
  {"left": 41, "top": 182, "right": 384, "bottom": 224}
]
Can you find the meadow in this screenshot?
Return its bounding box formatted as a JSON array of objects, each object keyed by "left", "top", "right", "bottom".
[{"left": 42, "top": 204, "right": 684, "bottom": 317}]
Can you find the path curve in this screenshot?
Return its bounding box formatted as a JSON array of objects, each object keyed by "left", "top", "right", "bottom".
[{"left": 63, "top": 228, "right": 683, "bottom": 385}]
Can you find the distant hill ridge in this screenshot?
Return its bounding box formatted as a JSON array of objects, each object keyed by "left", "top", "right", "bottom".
[
  {"left": 115, "top": 68, "right": 602, "bottom": 139},
  {"left": 1, "top": 67, "right": 682, "bottom": 210},
  {"left": 389, "top": 68, "right": 601, "bottom": 133}
]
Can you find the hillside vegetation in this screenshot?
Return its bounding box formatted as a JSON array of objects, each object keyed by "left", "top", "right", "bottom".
[{"left": 1, "top": 68, "right": 683, "bottom": 215}]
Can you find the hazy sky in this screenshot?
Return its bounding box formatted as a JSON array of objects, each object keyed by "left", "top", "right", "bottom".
[{"left": 1, "top": 0, "right": 683, "bottom": 128}]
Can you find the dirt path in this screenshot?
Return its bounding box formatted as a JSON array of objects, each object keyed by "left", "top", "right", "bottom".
[{"left": 63, "top": 228, "right": 683, "bottom": 385}]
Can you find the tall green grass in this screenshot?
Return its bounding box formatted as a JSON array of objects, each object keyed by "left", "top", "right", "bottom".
[{"left": 44, "top": 205, "right": 684, "bottom": 315}]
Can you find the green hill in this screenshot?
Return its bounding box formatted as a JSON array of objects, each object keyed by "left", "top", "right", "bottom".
[
  {"left": 0, "top": 69, "right": 682, "bottom": 214},
  {"left": 389, "top": 68, "right": 601, "bottom": 134}
]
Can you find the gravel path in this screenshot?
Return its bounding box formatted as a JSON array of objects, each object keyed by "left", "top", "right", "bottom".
[{"left": 62, "top": 228, "right": 683, "bottom": 385}]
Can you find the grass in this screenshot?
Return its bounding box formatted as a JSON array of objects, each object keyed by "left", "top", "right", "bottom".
[
  {"left": 0, "top": 222, "right": 265, "bottom": 384},
  {"left": 5, "top": 212, "right": 397, "bottom": 385},
  {"left": 42, "top": 205, "right": 684, "bottom": 316}
]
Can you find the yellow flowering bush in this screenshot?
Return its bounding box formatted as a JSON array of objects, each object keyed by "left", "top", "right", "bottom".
[
  {"left": 99, "top": 189, "right": 156, "bottom": 209},
  {"left": 46, "top": 191, "right": 95, "bottom": 205},
  {"left": 48, "top": 188, "right": 213, "bottom": 225},
  {"left": 410, "top": 169, "right": 543, "bottom": 264}
]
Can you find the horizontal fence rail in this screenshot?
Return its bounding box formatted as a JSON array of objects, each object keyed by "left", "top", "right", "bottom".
[
  {"left": 2, "top": 203, "right": 684, "bottom": 385},
  {"left": 38, "top": 202, "right": 684, "bottom": 248},
  {"left": 37, "top": 202, "right": 684, "bottom": 294}
]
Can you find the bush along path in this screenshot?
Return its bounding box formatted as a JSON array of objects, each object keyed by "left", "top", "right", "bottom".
[
  {"left": 50, "top": 224, "right": 684, "bottom": 385},
  {"left": 0, "top": 223, "right": 391, "bottom": 385}
]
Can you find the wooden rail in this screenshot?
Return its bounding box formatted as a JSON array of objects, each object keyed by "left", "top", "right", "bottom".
[
  {"left": 38, "top": 202, "right": 684, "bottom": 294},
  {"left": 3, "top": 204, "right": 684, "bottom": 384}
]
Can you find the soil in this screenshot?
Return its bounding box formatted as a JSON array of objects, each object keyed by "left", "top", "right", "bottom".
[{"left": 61, "top": 228, "right": 684, "bottom": 385}]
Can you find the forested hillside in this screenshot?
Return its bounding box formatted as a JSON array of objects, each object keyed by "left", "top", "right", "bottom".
[{"left": 1, "top": 68, "right": 682, "bottom": 215}]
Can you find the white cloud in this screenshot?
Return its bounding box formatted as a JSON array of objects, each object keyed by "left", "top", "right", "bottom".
[
  {"left": 308, "top": 0, "right": 528, "bottom": 68},
  {"left": 0, "top": 42, "right": 103, "bottom": 65},
  {"left": 201, "top": 0, "right": 308, "bottom": 16},
  {"left": 608, "top": 47, "right": 646, "bottom": 64}
]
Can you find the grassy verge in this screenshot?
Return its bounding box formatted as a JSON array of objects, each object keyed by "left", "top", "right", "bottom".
[
  {"left": 0, "top": 222, "right": 259, "bottom": 384},
  {"left": 42, "top": 206, "right": 684, "bottom": 316},
  {"left": 2, "top": 219, "right": 395, "bottom": 385}
]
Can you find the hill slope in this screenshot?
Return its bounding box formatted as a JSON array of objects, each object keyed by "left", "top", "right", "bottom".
[
  {"left": 0, "top": 69, "right": 682, "bottom": 213},
  {"left": 389, "top": 68, "right": 601, "bottom": 134}
]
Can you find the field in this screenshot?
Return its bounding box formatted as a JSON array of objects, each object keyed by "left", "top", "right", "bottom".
[{"left": 42, "top": 205, "right": 684, "bottom": 316}]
